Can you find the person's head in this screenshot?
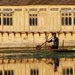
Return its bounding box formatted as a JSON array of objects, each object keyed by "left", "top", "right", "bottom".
[{"left": 52, "top": 33, "right": 56, "bottom": 38}]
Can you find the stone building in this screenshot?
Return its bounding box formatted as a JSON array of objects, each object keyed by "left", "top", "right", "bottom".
[
  {"left": 0, "top": 0, "right": 75, "bottom": 47},
  {"left": 0, "top": 1, "right": 74, "bottom": 75},
  {"left": 0, "top": 58, "right": 74, "bottom": 75}
]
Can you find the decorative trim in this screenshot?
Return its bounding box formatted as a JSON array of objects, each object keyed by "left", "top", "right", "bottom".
[
  {"left": 39, "top": 8, "right": 47, "bottom": 11},
  {"left": 15, "top": 9, "right": 22, "bottom": 11},
  {"left": 29, "top": 8, "right": 37, "bottom": 11},
  {"left": 3, "top": 9, "right": 12, "bottom": 11},
  {"left": 50, "top": 8, "right": 59, "bottom": 11}
]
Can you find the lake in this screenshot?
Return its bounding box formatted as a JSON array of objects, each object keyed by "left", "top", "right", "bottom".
[{"left": 0, "top": 48, "right": 75, "bottom": 59}]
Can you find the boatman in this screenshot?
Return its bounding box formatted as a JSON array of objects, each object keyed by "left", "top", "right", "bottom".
[
  {"left": 46, "top": 33, "right": 59, "bottom": 49},
  {"left": 46, "top": 33, "right": 59, "bottom": 72}
]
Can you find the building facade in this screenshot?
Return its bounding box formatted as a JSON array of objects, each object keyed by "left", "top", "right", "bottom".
[
  {"left": 0, "top": 5, "right": 74, "bottom": 31},
  {"left": 0, "top": 58, "right": 74, "bottom": 75},
  {"left": 0, "top": 3, "right": 75, "bottom": 47}
]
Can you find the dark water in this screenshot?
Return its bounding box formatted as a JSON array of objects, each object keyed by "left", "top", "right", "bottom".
[{"left": 0, "top": 48, "right": 75, "bottom": 59}]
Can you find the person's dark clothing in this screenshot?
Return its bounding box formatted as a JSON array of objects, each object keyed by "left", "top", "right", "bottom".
[
  {"left": 54, "top": 59, "right": 59, "bottom": 72},
  {"left": 54, "top": 59, "right": 59, "bottom": 66},
  {"left": 47, "top": 37, "right": 59, "bottom": 49}
]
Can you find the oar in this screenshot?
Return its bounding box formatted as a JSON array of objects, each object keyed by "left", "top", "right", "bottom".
[
  {"left": 36, "top": 34, "right": 49, "bottom": 50},
  {"left": 36, "top": 37, "right": 52, "bottom": 50}
]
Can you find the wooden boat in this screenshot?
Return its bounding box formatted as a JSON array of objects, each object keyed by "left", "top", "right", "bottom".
[{"left": 49, "top": 49, "right": 75, "bottom": 52}]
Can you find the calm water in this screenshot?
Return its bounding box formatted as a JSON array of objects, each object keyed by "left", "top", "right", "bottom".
[{"left": 0, "top": 48, "right": 75, "bottom": 59}]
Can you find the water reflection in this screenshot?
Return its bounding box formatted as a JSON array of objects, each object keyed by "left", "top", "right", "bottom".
[{"left": 0, "top": 48, "right": 75, "bottom": 59}]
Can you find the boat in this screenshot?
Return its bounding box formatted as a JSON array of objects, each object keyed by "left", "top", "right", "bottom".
[{"left": 49, "top": 48, "right": 75, "bottom": 52}]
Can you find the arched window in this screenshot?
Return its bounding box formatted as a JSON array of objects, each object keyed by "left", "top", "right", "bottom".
[
  {"left": 31, "top": 69, "right": 33, "bottom": 75},
  {"left": 7, "top": 18, "right": 9, "bottom": 25},
  {"left": 70, "top": 68, "right": 73, "bottom": 74},
  {"left": 33, "top": 18, "right": 34, "bottom": 26},
  {"left": 29, "top": 14, "right": 38, "bottom": 26},
  {"left": 10, "top": 18, "right": 12, "bottom": 26},
  {"left": 69, "top": 17, "right": 71, "bottom": 25},
  {"left": 8, "top": 71, "right": 10, "bottom": 75},
  {"left": 37, "top": 69, "right": 39, "bottom": 75},
  {"left": 63, "top": 68, "right": 73, "bottom": 75},
  {"left": 36, "top": 18, "right": 37, "bottom": 25},
  {"left": 0, "top": 18, "right": 1, "bottom": 25},
  {"left": 5, "top": 71, "right": 7, "bottom": 75},
  {"left": 67, "top": 68, "right": 69, "bottom": 74},
  {"left": 3, "top": 14, "right": 13, "bottom": 26},
  {"left": 5, "top": 70, "right": 14, "bottom": 75},
  {"left": 65, "top": 17, "right": 68, "bottom": 25},
  {"left": 31, "top": 69, "right": 39, "bottom": 75},
  {"left": 0, "top": 14, "right": 1, "bottom": 25},
  {"left": 74, "top": 17, "right": 75, "bottom": 25},
  {"left": 34, "top": 69, "right": 36, "bottom": 75},
  {"left": 4, "top": 18, "right": 6, "bottom": 25},
  {"left": 61, "top": 13, "right": 72, "bottom": 25},
  {"left": 0, "top": 71, "right": 2, "bottom": 75}
]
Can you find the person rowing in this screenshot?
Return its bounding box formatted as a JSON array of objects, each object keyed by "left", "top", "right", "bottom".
[
  {"left": 46, "top": 33, "right": 59, "bottom": 72},
  {"left": 46, "top": 32, "right": 59, "bottom": 49}
]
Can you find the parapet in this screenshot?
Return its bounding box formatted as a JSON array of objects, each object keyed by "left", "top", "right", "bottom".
[{"left": 0, "top": 58, "right": 74, "bottom": 64}]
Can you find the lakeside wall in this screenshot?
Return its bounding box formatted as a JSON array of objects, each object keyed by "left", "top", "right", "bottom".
[{"left": 0, "top": 31, "right": 75, "bottom": 47}]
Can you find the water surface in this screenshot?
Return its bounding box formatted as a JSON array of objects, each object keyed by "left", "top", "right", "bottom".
[{"left": 0, "top": 48, "right": 75, "bottom": 59}]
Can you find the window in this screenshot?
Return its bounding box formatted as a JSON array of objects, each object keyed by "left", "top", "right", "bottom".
[
  {"left": 29, "top": 14, "right": 37, "bottom": 26},
  {"left": 5, "top": 71, "right": 7, "bottom": 75},
  {"left": 63, "top": 68, "right": 73, "bottom": 75},
  {"left": 0, "top": 71, "right": 2, "bottom": 75},
  {"left": 0, "top": 14, "right": 1, "bottom": 25},
  {"left": 4, "top": 18, "right": 6, "bottom": 25},
  {"left": 5, "top": 70, "right": 14, "bottom": 75},
  {"left": 69, "top": 17, "right": 71, "bottom": 25},
  {"left": 61, "top": 13, "right": 72, "bottom": 25},
  {"left": 31, "top": 69, "right": 39, "bottom": 75},
  {"left": 65, "top": 17, "right": 68, "bottom": 25},
  {"left": 74, "top": 13, "right": 75, "bottom": 25},
  {"left": 70, "top": 68, "right": 73, "bottom": 74},
  {"left": 3, "top": 14, "right": 13, "bottom": 26}
]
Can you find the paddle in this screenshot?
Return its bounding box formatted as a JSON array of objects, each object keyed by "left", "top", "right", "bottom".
[
  {"left": 36, "top": 37, "right": 52, "bottom": 50},
  {"left": 36, "top": 29, "right": 62, "bottom": 50},
  {"left": 36, "top": 33, "right": 50, "bottom": 50}
]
